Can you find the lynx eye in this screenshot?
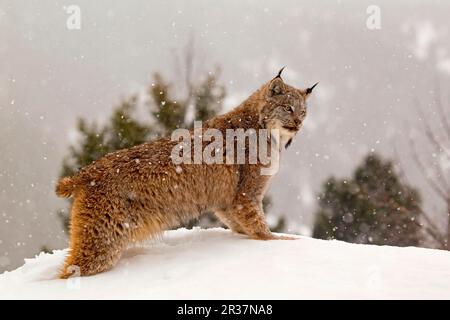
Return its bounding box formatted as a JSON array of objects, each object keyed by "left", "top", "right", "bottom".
[{"left": 282, "top": 105, "right": 294, "bottom": 113}]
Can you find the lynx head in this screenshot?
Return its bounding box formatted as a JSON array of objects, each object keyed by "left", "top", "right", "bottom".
[{"left": 259, "top": 67, "right": 317, "bottom": 148}]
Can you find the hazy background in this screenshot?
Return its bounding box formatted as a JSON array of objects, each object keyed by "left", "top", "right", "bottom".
[{"left": 1, "top": 0, "right": 449, "bottom": 272}]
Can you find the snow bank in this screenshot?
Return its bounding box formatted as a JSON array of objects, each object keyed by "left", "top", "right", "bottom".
[{"left": 1, "top": 228, "right": 449, "bottom": 299}]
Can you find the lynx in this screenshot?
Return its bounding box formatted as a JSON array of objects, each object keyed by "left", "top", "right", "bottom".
[{"left": 56, "top": 68, "right": 317, "bottom": 278}]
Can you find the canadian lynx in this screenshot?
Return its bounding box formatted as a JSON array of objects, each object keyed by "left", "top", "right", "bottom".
[{"left": 56, "top": 68, "right": 317, "bottom": 278}]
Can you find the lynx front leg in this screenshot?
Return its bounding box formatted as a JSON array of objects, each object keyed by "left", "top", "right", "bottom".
[
  {"left": 215, "top": 209, "right": 246, "bottom": 235},
  {"left": 215, "top": 204, "right": 274, "bottom": 239},
  {"left": 235, "top": 204, "right": 296, "bottom": 240},
  {"left": 232, "top": 200, "right": 296, "bottom": 240},
  {"left": 219, "top": 203, "right": 296, "bottom": 240},
  {"left": 234, "top": 201, "right": 273, "bottom": 240},
  {"left": 232, "top": 164, "right": 297, "bottom": 240}
]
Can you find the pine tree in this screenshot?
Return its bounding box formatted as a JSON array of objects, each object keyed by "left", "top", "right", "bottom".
[
  {"left": 108, "top": 96, "right": 150, "bottom": 151},
  {"left": 150, "top": 73, "right": 186, "bottom": 134},
  {"left": 193, "top": 70, "right": 226, "bottom": 122},
  {"left": 312, "top": 153, "right": 424, "bottom": 247}
]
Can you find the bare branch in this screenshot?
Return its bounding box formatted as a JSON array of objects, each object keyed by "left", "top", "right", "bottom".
[
  {"left": 415, "top": 205, "right": 446, "bottom": 248},
  {"left": 411, "top": 103, "right": 450, "bottom": 192},
  {"left": 412, "top": 217, "right": 446, "bottom": 248},
  {"left": 409, "top": 135, "right": 449, "bottom": 200},
  {"left": 415, "top": 100, "right": 450, "bottom": 161},
  {"left": 183, "top": 36, "right": 195, "bottom": 102},
  {"left": 434, "top": 79, "right": 450, "bottom": 141},
  {"left": 394, "top": 144, "right": 444, "bottom": 229}
]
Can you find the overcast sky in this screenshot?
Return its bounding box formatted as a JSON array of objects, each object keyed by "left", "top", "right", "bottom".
[{"left": 1, "top": 0, "right": 449, "bottom": 272}]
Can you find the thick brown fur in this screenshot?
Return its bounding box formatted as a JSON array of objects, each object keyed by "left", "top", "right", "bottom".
[{"left": 56, "top": 72, "right": 315, "bottom": 278}]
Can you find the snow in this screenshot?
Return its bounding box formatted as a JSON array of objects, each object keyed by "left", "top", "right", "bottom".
[
  {"left": 412, "top": 21, "right": 437, "bottom": 60},
  {"left": 1, "top": 227, "right": 449, "bottom": 299}
]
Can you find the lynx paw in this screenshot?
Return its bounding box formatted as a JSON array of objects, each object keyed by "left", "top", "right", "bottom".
[
  {"left": 251, "top": 233, "right": 298, "bottom": 240},
  {"left": 273, "top": 235, "right": 298, "bottom": 240}
]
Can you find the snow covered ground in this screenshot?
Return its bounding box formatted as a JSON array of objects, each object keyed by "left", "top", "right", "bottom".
[{"left": 1, "top": 227, "right": 449, "bottom": 299}]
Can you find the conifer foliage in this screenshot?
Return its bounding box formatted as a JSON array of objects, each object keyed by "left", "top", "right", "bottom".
[{"left": 313, "top": 154, "right": 424, "bottom": 246}]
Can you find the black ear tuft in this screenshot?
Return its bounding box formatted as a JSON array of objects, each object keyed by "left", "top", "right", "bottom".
[
  {"left": 285, "top": 138, "right": 293, "bottom": 149},
  {"left": 275, "top": 67, "right": 286, "bottom": 79},
  {"left": 306, "top": 82, "right": 319, "bottom": 95}
]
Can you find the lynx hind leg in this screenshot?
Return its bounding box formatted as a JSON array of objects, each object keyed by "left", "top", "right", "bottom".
[
  {"left": 60, "top": 193, "right": 126, "bottom": 279},
  {"left": 60, "top": 236, "right": 124, "bottom": 278}
]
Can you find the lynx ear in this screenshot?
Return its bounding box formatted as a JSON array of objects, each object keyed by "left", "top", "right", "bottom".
[{"left": 268, "top": 77, "right": 285, "bottom": 96}]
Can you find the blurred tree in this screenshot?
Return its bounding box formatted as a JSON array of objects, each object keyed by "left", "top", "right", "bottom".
[
  {"left": 313, "top": 154, "right": 424, "bottom": 247},
  {"left": 107, "top": 96, "right": 150, "bottom": 151},
  {"left": 60, "top": 119, "right": 108, "bottom": 178},
  {"left": 58, "top": 55, "right": 286, "bottom": 234},
  {"left": 193, "top": 70, "right": 226, "bottom": 122},
  {"left": 150, "top": 73, "right": 186, "bottom": 134}
]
